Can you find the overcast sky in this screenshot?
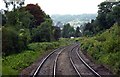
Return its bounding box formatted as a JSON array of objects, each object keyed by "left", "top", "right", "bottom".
[{"left": 0, "top": 0, "right": 105, "bottom": 15}]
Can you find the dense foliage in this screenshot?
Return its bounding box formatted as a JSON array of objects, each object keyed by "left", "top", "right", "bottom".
[
  {"left": 2, "top": 3, "right": 61, "bottom": 56},
  {"left": 83, "top": 2, "right": 120, "bottom": 36},
  {"left": 62, "top": 23, "right": 81, "bottom": 38},
  {"left": 79, "top": 1, "right": 120, "bottom": 75},
  {"left": 2, "top": 9, "right": 32, "bottom": 56},
  {"left": 2, "top": 0, "right": 120, "bottom": 76},
  {"left": 25, "top": 4, "right": 45, "bottom": 26},
  {"left": 79, "top": 24, "right": 120, "bottom": 74},
  {"left": 2, "top": 38, "right": 72, "bottom": 75}
]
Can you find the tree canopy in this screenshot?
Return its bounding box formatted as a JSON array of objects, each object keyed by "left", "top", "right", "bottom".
[
  {"left": 25, "top": 4, "right": 45, "bottom": 26},
  {"left": 82, "top": 1, "right": 120, "bottom": 36},
  {"left": 2, "top": 3, "right": 59, "bottom": 55}
]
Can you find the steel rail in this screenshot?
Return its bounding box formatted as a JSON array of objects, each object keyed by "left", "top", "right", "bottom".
[
  {"left": 76, "top": 47, "right": 101, "bottom": 77},
  {"left": 32, "top": 48, "right": 61, "bottom": 77},
  {"left": 69, "top": 45, "right": 82, "bottom": 77},
  {"left": 53, "top": 47, "right": 66, "bottom": 77}
]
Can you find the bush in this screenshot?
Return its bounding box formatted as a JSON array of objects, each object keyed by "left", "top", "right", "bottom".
[
  {"left": 2, "top": 50, "right": 40, "bottom": 75},
  {"left": 2, "top": 27, "right": 19, "bottom": 55},
  {"left": 2, "top": 38, "right": 72, "bottom": 75},
  {"left": 95, "top": 35, "right": 106, "bottom": 42},
  {"left": 79, "top": 24, "right": 120, "bottom": 74},
  {"left": 28, "top": 42, "right": 60, "bottom": 51},
  {"left": 2, "top": 27, "right": 29, "bottom": 56}
]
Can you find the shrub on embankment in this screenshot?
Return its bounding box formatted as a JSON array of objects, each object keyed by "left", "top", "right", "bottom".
[
  {"left": 79, "top": 24, "right": 120, "bottom": 74},
  {"left": 2, "top": 38, "right": 72, "bottom": 75}
]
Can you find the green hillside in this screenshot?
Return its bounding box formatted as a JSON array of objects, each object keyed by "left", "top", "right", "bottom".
[{"left": 79, "top": 24, "right": 120, "bottom": 74}]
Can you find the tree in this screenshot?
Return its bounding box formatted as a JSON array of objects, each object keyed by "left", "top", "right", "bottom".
[
  {"left": 106, "top": 12, "right": 115, "bottom": 28},
  {"left": 98, "top": 2, "right": 113, "bottom": 14},
  {"left": 2, "top": 14, "right": 6, "bottom": 26},
  {"left": 25, "top": 4, "right": 45, "bottom": 26},
  {"left": 82, "top": 1, "right": 120, "bottom": 36},
  {"left": 2, "top": 27, "right": 18, "bottom": 55},
  {"left": 75, "top": 26, "right": 81, "bottom": 37},
  {"left": 5, "top": 9, "right": 33, "bottom": 30},
  {"left": 97, "top": 13, "right": 107, "bottom": 29},
  {"left": 53, "top": 26, "right": 61, "bottom": 41},
  {"left": 112, "top": 5, "right": 120, "bottom": 25},
  {"left": 31, "top": 19, "right": 53, "bottom": 42},
  {"left": 97, "top": 2, "right": 120, "bottom": 29},
  {"left": 62, "top": 23, "right": 75, "bottom": 38},
  {"left": 39, "top": 20, "right": 52, "bottom": 42},
  {"left": 69, "top": 26, "right": 75, "bottom": 37},
  {"left": 62, "top": 23, "right": 70, "bottom": 38},
  {"left": 97, "top": 2, "right": 114, "bottom": 29},
  {"left": 2, "top": 1, "right": 55, "bottom": 56}
]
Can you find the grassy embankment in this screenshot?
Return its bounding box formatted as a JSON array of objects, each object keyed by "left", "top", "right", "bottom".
[
  {"left": 78, "top": 24, "right": 120, "bottom": 74},
  {"left": 2, "top": 38, "right": 73, "bottom": 75}
]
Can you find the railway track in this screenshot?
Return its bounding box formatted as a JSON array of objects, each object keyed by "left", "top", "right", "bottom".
[
  {"left": 31, "top": 46, "right": 68, "bottom": 77},
  {"left": 31, "top": 44, "right": 101, "bottom": 77},
  {"left": 69, "top": 45, "right": 101, "bottom": 77}
]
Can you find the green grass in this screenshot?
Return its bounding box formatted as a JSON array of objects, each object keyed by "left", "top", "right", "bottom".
[
  {"left": 78, "top": 24, "right": 120, "bottom": 74},
  {"left": 2, "top": 38, "right": 72, "bottom": 75},
  {"left": 2, "top": 50, "right": 41, "bottom": 75}
]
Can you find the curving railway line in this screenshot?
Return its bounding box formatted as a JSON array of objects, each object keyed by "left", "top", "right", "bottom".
[
  {"left": 69, "top": 45, "right": 101, "bottom": 77},
  {"left": 31, "top": 44, "right": 102, "bottom": 77}
]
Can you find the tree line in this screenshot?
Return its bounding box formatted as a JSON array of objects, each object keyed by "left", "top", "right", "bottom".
[
  {"left": 82, "top": 1, "right": 120, "bottom": 36},
  {"left": 1, "top": 1, "right": 63, "bottom": 56},
  {"left": 62, "top": 23, "right": 82, "bottom": 38},
  {"left": 2, "top": 0, "right": 82, "bottom": 56}
]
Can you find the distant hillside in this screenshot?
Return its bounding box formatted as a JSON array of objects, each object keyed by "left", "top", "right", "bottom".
[{"left": 51, "top": 14, "right": 97, "bottom": 28}]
